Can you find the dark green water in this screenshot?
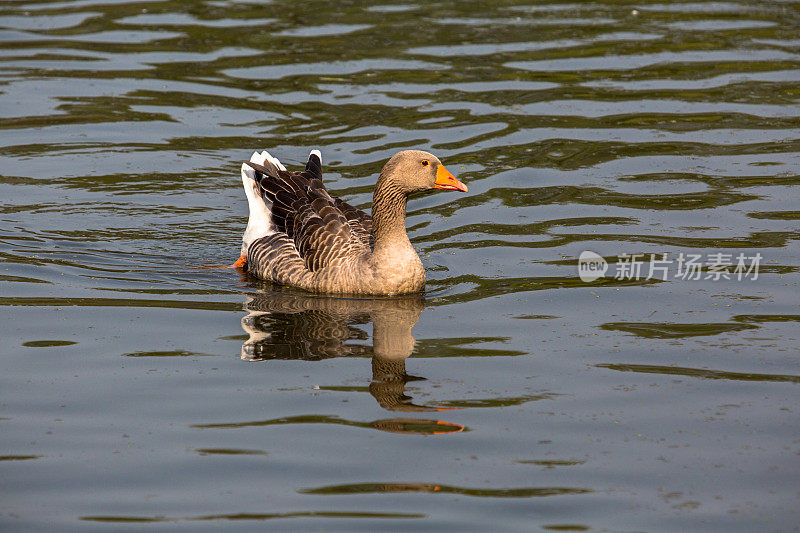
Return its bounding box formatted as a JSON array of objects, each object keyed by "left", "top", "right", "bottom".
[{"left": 1, "top": 1, "right": 799, "bottom": 530}]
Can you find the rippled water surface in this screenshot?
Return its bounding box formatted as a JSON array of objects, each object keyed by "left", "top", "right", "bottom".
[{"left": 2, "top": 0, "right": 799, "bottom": 530}]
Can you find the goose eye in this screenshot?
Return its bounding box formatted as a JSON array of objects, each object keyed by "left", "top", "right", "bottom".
[{"left": 421, "top": 160, "right": 429, "bottom": 167}]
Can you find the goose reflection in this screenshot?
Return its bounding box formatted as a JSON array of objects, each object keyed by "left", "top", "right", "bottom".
[{"left": 239, "top": 288, "right": 462, "bottom": 424}]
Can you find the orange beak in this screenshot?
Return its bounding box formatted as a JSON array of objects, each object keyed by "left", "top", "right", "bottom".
[{"left": 434, "top": 164, "right": 468, "bottom": 192}]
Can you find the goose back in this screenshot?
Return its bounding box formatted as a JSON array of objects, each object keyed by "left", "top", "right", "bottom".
[{"left": 243, "top": 151, "right": 392, "bottom": 293}]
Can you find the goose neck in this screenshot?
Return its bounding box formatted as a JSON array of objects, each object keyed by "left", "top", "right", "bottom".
[{"left": 371, "top": 178, "right": 409, "bottom": 246}]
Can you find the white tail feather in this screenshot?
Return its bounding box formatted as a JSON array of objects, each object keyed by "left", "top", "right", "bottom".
[{"left": 240, "top": 150, "right": 283, "bottom": 255}]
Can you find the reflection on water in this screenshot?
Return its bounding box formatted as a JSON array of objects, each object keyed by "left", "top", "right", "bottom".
[
  {"left": 238, "top": 288, "right": 465, "bottom": 430},
  {"left": 299, "top": 482, "right": 591, "bottom": 498},
  {"left": 81, "top": 510, "right": 426, "bottom": 523},
  {"left": 192, "top": 414, "right": 464, "bottom": 436},
  {"left": 598, "top": 363, "right": 800, "bottom": 383},
  {"left": 240, "top": 289, "right": 424, "bottom": 363}
]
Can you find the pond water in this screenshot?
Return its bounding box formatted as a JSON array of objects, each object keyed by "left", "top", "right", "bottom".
[{"left": 1, "top": 0, "right": 799, "bottom": 530}]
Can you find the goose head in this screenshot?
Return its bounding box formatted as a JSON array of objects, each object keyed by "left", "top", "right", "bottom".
[{"left": 379, "top": 150, "right": 468, "bottom": 195}]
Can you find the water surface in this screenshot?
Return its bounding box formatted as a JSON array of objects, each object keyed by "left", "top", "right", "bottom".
[{"left": 1, "top": 0, "right": 799, "bottom": 530}]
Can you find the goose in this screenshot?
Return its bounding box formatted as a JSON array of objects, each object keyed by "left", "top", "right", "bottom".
[{"left": 234, "top": 149, "right": 468, "bottom": 295}]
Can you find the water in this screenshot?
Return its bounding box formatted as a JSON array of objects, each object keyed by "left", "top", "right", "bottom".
[{"left": 1, "top": 1, "right": 799, "bottom": 530}]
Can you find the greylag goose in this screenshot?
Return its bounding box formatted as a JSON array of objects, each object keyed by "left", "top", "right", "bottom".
[{"left": 234, "top": 149, "right": 468, "bottom": 295}]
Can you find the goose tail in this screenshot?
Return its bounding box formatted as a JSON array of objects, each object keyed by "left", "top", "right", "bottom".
[{"left": 235, "top": 150, "right": 286, "bottom": 267}]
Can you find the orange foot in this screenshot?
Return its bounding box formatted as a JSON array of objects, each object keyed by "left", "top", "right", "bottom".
[{"left": 232, "top": 253, "right": 247, "bottom": 269}]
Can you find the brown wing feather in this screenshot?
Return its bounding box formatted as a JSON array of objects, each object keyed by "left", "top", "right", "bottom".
[
  {"left": 334, "top": 198, "right": 373, "bottom": 249},
  {"left": 244, "top": 154, "right": 371, "bottom": 272}
]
